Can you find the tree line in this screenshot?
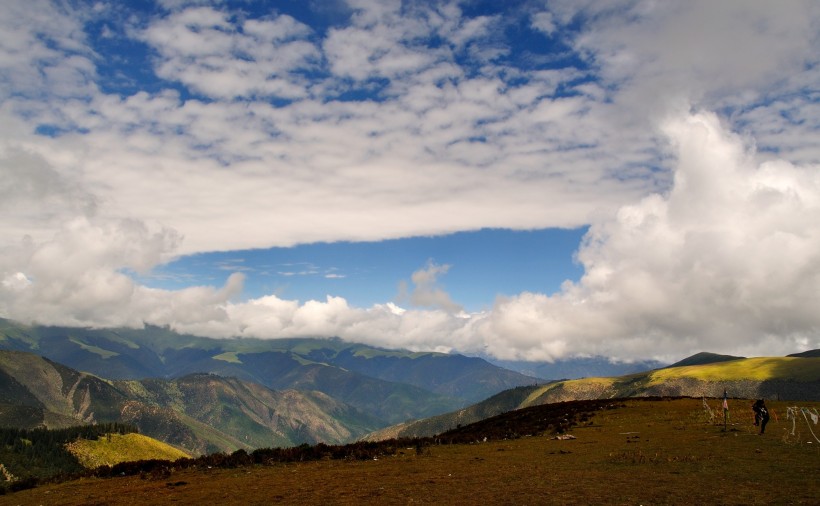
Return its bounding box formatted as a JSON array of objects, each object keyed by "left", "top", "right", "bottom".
[{"left": 0, "top": 422, "right": 138, "bottom": 492}]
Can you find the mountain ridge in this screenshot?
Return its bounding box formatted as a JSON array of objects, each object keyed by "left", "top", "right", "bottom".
[
  {"left": 664, "top": 351, "right": 745, "bottom": 368},
  {"left": 0, "top": 350, "right": 381, "bottom": 455},
  {"left": 364, "top": 351, "right": 820, "bottom": 440},
  {"left": 0, "top": 319, "right": 541, "bottom": 424}
]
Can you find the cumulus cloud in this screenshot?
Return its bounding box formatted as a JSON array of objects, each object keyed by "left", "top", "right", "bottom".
[
  {"left": 0, "top": 217, "right": 178, "bottom": 327},
  {"left": 0, "top": 1, "right": 819, "bottom": 362},
  {"left": 2, "top": 112, "right": 818, "bottom": 361},
  {"left": 0, "top": 214, "right": 253, "bottom": 334},
  {"left": 467, "top": 112, "right": 820, "bottom": 361},
  {"left": 0, "top": 146, "right": 98, "bottom": 240},
  {"left": 219, "top": 112, "right": 820, "bottom": 361},
  {"left": 398, "top": 260, "right": 463, "bottom": 313}
]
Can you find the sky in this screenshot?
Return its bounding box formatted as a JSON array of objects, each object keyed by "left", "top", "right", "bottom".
[{"left": 1, "top": 0, "right": 819, "bottom": 364}]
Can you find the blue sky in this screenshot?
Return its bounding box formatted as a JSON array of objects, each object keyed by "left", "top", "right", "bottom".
[
  {"left": 145, "top": 228, "right": 587, "bottom": 311},
  {"left": 1, "top": 0, "right": 819, "bottom": 363}
]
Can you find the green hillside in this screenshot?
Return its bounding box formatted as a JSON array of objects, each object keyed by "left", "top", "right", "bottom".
[
  {"left": 366, "top": 353, "right": 820, "bottom": 441},
  {"left": 664, "top": 351, "right": 744, "bottom": 368},
  {"left": 0, "top": 350, "right": 383, "bottom": 455},
  {"left": 649, "top": 356, "right": 820, "bottom": 383},
  {"left": 0, "top": 423, "right": 185, "bottom": 484},
  {"left": 0, "top": 319, "right": 540, "bottom": 423},
  {"left": 65, "top": 433, "right": 189, "bottom": 469},
  {"left": 116, "top": 373, "right": 383, "bottom": 453},
  {"left": 364, "top": 385, "right": 545, "bottom": 440},
  {"left": 0, "top": 424, "right": 137, "bottom": 482}
]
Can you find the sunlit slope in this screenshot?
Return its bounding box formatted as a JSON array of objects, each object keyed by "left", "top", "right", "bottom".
[
  {"left": 365, "top": 354, "right": 820, "bottom": 441},
  {"left": 65, "top": 433, "right": 190, "bottom": 468},
  {"left": 649, "top": 356, "right": 820, "bottom": 383},
  {"left": 525, "top": 356, "right": 820, "bottom": 405}
]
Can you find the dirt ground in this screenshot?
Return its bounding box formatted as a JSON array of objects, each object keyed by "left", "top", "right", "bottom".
[{"left": 2, "top": 398, "right": 818, "bottom": 505}]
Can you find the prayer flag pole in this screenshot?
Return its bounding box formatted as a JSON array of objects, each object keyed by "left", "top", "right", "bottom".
[{"left": 722, "top": 389, "right": 729, "bottom": 431}]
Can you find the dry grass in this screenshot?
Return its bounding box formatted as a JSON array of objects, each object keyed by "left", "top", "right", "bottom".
[
  {"left": 3, "top": 398, "right": 818, "bottom": 505},
  {"left": 648, "top": 357, "right": 820, "bottom": 382},
  {"left": 65, "top": 433, "right": 190, "bottom": 468}
]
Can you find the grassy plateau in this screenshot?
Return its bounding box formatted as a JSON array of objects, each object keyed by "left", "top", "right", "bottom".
[{"left": 1, "top": 397, "right": 818, "bottom": 505}]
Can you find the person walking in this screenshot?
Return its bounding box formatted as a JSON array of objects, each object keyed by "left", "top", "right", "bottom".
[{"left": 752, "top": 399, "right": 770, "bottom": 434}]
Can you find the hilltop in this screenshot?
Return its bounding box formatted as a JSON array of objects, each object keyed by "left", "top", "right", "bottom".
[
  {"left": 0, "top": 423, "right": 185, "bottom": 485},
  {"left": 366, "top": 352, "right": 820, "bottom": 440},
  {"left": 664, "top": 351, "right": 744, "bottom": 368},
  {"left": 65, "top": 433, "right": 189, "bottom": 469},
  {"left": 789, "top": 349, "right": 820, "bottom": 358}
]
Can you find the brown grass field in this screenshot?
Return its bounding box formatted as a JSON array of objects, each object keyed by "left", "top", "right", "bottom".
[{"left": 2, "top": 398, "right": 818, "bottom": 505}]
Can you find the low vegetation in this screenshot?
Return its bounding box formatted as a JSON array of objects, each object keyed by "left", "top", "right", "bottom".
[
  {"left": 2, "top": 397, "right": 818, "bottom": 504},
  {"left": 0, "top": 423, "right": 137, "bottom": 488},
  {"left": 364, "top": 354, "right": 820, "bottom": 442},
  {"left": 649, "top": 356, "right": 820, "bottom": 382},
  {"left": 65, "top": 433, "right": 189, "bottom": 469}
]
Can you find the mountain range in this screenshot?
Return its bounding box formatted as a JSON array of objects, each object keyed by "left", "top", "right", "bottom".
[
  {"left": 2, "top": 318, "right": 817, "bottom": 455},
  {"left": 487, "top": 355, "right": 666, "bottom": 380},
  {"left": 0, "top": 349, "right": 389, "bottom": 454},
  {"left": 0, "top": 318, "right": 546, "bottom": 453},
  {"left": 0, "top": 319, "right": 541, "bottom": 425},
  {"left": 365, "top": 351, "right": 820, "bottom": 440}
]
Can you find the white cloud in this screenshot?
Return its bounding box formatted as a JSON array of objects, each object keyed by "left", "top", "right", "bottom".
[
  {"left": 0, "top": 1, "right": 819, "bottom": 362},
  {"left": 220, "top": 112, "right": 819, "bottom": 361},
  {"left": 139, "top": 7, "right": 320, "bottom": 100},
  {"left": 0, "top": 145, "right": 98, "bottom": 238},
  {"left": 0, "top": 0, "right": 660, "bottom": 256},
  {"left": 0, "top": 0, "right": 96, "bottom": 101},
  {"left": 466, "top": 112, "right": 820, "bottom": 361},
  {"left": 2, "top": 273, "right": 31, "bottom": 291},
  {"left": 0, "top": 217, "right": 183, "bottom": 328},
  {"left": 530, "top": 12, "right": 555, "bottom": 36},
  {"left": 543, "top": 0, "right": 820, "bottom": 159},
  {"left": 322, "top": 2, "right": 448, "bottom": 83},
  {"left": 398, "top": 260, "right": 463, "bottom": 313},
  {"left": 2, "top": 112, "right": 818, "bottom": 361}
]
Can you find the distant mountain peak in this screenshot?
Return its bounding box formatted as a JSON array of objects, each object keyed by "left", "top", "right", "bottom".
[
  {"left": 666, "top": 352, "right": 744, "bottom": 368},
  {"left": 788, "top": 349, "right": 820, "bottom": 358}
]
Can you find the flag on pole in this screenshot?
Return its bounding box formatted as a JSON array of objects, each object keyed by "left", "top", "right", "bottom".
[{"left": 722, "top": 389, "right": 729, "bottom": 429}]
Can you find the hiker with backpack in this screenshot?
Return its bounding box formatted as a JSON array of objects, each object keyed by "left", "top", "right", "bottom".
[{"left": 752, "top": 399, "right": 770, "bottom": 434}]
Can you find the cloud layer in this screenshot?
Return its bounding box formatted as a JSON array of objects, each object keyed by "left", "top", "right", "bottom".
[
  {"left": 468, "top": 112, "right": 820, "bottom": 361},
  {"left": 1, "top": 1, "right": 819, "bottom": 362}
]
